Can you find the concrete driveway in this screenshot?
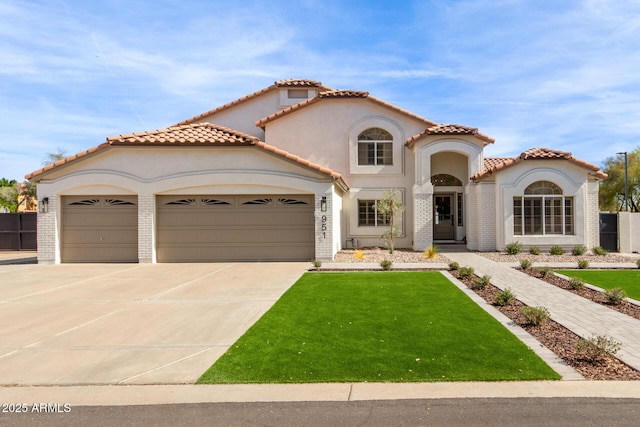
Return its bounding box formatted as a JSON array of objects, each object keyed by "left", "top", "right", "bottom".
[{"left": 0, "top": 262, "right": 308, "bottom": 385}]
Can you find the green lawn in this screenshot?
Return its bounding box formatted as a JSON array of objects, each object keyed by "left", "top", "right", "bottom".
[
  {"left": 556, "top": 270, "right": 640, "bottom": 300},
  {"left": 198, "top": 272, "right": 560, "bottom": 383}
]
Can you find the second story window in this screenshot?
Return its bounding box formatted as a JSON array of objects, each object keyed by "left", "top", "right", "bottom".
[{"left": 357, "top": 128, "right": 393, "bottom": 165}]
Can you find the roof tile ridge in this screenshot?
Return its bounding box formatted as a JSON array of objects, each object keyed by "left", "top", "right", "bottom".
[
  {"left": 367, "top": 95, "right": 438, "bottom": 127},
  {"left": 255, "top": 96, "right": 321, "bottom": 127},
  {"left": 25, "top": 142, "right": 111, "bottom": 180}
]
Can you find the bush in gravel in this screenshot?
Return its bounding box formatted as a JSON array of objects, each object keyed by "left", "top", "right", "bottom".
[
  {"left": 636, "top": 258, "right": 640, "bottom": 269},
  {"left": 495, "top": 288, "right": 516, "bottom": 306},
  {"left": 521, "top": 306, "right": 550, "bottom": 326},
  {"left": 520, "top": 259, "right": 532, "bottom": 270},
  {"left": 577, "top": 259, "right": 589, "bottom": 269},
  {"left": 423, "top": 245, "right": 438, "bottom": 259},
  {"left": 311, "top": 259, "right": 322, "bottom": 269},
  {"left": 529, "top": 246, "right": 541, "bottom": 255},
  {"left": 568, "top": 277, "right": 585, "bottom": 290},
  {"left": 604, "top": 288, "right": 627, "bottom": 305},
  {"left": 549, "top": 245, "right": 564, "bottom": 255},
  {"left": 576, "top": 335, "right": 621, "bottom": 363},
  {"left": 572, "top": 245, "right": 587, "bottom": 256},
  {"left": 537, "top": 267, "right": 553, "bottom": 278},
  {"left": 505, "top": 241, "right": 522, "bottom": 255},
  {"left": 448, "top": 262, "right": 460, "bottom": 271},
  {"left": 592, "top": 246, "right": 608, "bottom": 256},
  {"left": 458, "top": 266, "right": 475, "bottom": 279},
  {"left": 471, "top": 275, "right": 491, "bottom": 290},
  {"left": 380, "top": 259, "right": 393, "bottom": 271}
]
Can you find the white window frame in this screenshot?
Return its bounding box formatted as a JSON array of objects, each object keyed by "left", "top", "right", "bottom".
[{"left": 513, "top": 181, "right": 574, "bottom": 236}]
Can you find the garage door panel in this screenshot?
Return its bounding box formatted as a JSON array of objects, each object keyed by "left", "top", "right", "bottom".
[
  {"left": 157, "top": 195, "right": 314, "bottom": 262},
  {"left": 62, "top": 196, "right": 138, "bottom": 263}
]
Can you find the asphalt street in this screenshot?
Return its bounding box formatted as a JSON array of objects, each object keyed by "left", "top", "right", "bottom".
[{"left": 2, "top": 398, "right": 640, "bottom": 427}]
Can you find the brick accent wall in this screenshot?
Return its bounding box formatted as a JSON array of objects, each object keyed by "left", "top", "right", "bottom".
[
  {"left": 137, "top": 194, "right": 155, "bottom": 263},
  {"left": 315, "top": 192, "right": 334, "bottom": 260},
  {"left": 412, "top": 184, "right": 433, "bottom": 251},
  {"left": 476, "top": 182, "right": 497, "bottom": 251},
  {"left": 586, "top": 181, "right": 600, "bottom": 249},
  {"left": 465, "top": 186, "right": 478, "bottom": 250},
  {"left": 37, "top": 195, "right": 58, "bottom": 264}
]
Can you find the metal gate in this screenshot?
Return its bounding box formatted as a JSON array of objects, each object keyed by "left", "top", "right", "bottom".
[
  {"left": 0, "top": 213, "right": 37, "bottom": 250},
  {"left": 599, "top": 213, "right": 618, "bottom": 252}
]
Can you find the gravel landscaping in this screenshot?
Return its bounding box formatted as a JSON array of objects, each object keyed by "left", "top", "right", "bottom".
[
  {"left": 451, "top": 270, "right": 640, "bottom": 381},
  {"left": 333, "top": 248, "right": 450, "bottom": 264},
  {"left": 478, "top": 252, "right": 638, "bottom": 264}
]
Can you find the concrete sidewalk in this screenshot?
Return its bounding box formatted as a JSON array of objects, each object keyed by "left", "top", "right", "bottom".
[
  {"left": 442, "top": 252, "right": 640, "bottom": 372},
  {"left": 1, "top": 381, "right": 640, "bottom": 407}
]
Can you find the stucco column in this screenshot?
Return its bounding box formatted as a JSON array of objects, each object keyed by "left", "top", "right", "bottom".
[
  {"left": 413, "top": 183, "right": 434, "bottom": 251},
  {"left": 36, "top": 194, "right": 59, "bottom": 264},
  {"left": 137, "top": 194, "right": 155, "bottom": 263}
]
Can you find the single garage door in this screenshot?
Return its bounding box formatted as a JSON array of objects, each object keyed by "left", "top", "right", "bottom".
[
  {"left": 62, "top": 196, "right": 138, "bottom": 262},
  {"left": 157, "top": 195, "right": 314, "bottom": 262}
]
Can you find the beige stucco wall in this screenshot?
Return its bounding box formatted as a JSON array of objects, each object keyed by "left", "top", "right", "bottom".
[{"left": 619, "top": 212, "right": 640, "bottom": 253}]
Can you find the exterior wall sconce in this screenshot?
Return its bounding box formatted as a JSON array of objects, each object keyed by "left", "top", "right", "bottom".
[
  {"left": 320, "top": 196, "right": 327, "bottom": 212},
  {"left": 39, "top": 197, "right": 49, "bottom": 213}
]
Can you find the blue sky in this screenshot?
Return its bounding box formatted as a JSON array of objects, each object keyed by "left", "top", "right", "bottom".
[{"left": 1, "top": 0, "right": 639, "bottom": 181}]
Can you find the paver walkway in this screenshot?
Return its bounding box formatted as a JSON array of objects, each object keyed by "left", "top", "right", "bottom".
[{"left": 442, "top": 252, "right": 640, "bottom": 371}]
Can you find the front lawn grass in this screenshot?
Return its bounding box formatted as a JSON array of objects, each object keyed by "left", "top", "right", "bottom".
[
  {"left": 198, "top": 272, "right": 559, "bottom": 383},
  {"left": 555, "top": 270, "right": 640, "bottom": 301}
]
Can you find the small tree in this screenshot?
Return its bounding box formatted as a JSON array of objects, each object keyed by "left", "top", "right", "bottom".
[{"left": 376, "top": 189, "right": 405, "bottom": 254}]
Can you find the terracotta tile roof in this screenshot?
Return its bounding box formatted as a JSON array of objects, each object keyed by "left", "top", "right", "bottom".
[
  {"left": 26, "top": 123, "right": 349, "bottom": 189},
  {"left": 256, "top": 90, "right": 437, "bottom": 128},
  {"left": 406, "top": 124, "right": 495, "bottom": 146},
  {"left": 275, "top": 79, "right": 324, "bottom": 87},
  {"left": 174, "top": 79, "right": 332, "bottom": 126},
  {"left": 472, "top": 147, "right": 607, "bottom": 181}
]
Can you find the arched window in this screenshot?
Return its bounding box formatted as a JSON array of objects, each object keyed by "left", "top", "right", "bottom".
[
  {"left": 514, "top": 181, "right": 573, "bottom": 235},
  {"left": 431, "top": 174, "right": 463, "bottom": 186},
  {"left": 357, "top": 128, "right": 393, "bottom": 165}
]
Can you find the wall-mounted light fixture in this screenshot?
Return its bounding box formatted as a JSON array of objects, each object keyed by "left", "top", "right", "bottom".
[
  {"left": 320, "top": 196, "right": 327, "bottom": 212},
  {"left": 39, "top": 197, "right": 49, "bottom": 213}
]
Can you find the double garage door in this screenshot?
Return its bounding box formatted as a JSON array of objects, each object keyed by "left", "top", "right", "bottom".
[
  {"left": 62, "top": 195, "right": 315, "bottom": 262},
  {"left": 156, "top": 195, "right": 315, "bottom": 262}
]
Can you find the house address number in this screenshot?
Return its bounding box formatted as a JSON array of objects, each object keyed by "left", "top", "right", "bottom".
[{"left": 321, "top": 215, "right": 327, "bottom": 239}]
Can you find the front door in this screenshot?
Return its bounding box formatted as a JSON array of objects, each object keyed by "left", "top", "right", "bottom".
[{"left": 433, "top": 194, "right": 455, "bottom": 240}]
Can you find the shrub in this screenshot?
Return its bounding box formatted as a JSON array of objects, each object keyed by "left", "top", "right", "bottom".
[
  {"left": 354, "top": 250, "right": 365, "bottom": 260},
  {"left": 311, "top": 259, "right": 322, "bottom": 269},
  {"left": 458, "top": 266, "right": 475, "bottom": 279},
  {"left": 423, "top": 245, "right": 438, "bottom": 259},
  {"left": 521, "top": 306, "right": 550, "bottom": 326},
  {"left": 572, "top": 245, "right": 587, "bottom": 256},
  {"left": 568, "top": 277, "right": 585, "bottom": 290},
  {"left": 592, "top": 246, "right": 608, "bottom": 256},
  {"left": 636, "top": 258, "right": 640, "bottom": 269},
  {"left": 577, "top": 259, "right": 589, "bottom": 269},
  {"left": 471, "top": 275, "right": 491, "bottom": 290},
  {"left": 537, "top": 267, "right": 553, "bottom": 278},
  {"left": 448, "top": 262, "right": 460, "bottom": 271},
  {"left": 604, "top": 288, "right": 627, "bottom": 305},
  {"left": 520, "top": 259, "right": 532, "bottom": 270},
  {"left": 549, "top": 245, "right": 564, "bottom": 255},
  {"left": 576, "top": 335, "right": 621, "bottom": 363},
  {"left": 380, "top": 259, "right": 393, "bottom": 271},
  {"left": 529, "top": 246, "right": 541, "bottom": 255},
  {"left": 505, "top": 241, "right": 522, "bottom": 255},
  {"left": 495, "top": 288, "right": 516, "bottom": 306}
]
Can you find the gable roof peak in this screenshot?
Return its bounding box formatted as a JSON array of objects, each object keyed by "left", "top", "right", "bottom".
[{"left": 275, "top": 79, "right": 324, "bottom": 88}]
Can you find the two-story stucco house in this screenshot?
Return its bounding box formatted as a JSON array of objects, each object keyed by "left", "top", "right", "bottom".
[{"left": 27, "top": 79, "right": 606, "bottom": 263}]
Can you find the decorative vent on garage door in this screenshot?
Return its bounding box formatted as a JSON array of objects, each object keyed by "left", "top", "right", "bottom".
[
  {"left": 68, "top": 198, "right": 136, "bottom": 206},
  {"left": 68, "top": 199, "right": 100, "bottom": 206},
  {"left": 105, "top": 199, "right": 135, "bottom": 205},
  {"left": 243, "top": 198, "right": 274, "bottom": 205},
  {"left": 201, "top": 198, "right": 232, "bottom": 206},
  {"left": 165, "top": 198, "right": 197, "bottom": 205},
  {"left": 278, "top": 198, "right": 309, "bottom": 205}
]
